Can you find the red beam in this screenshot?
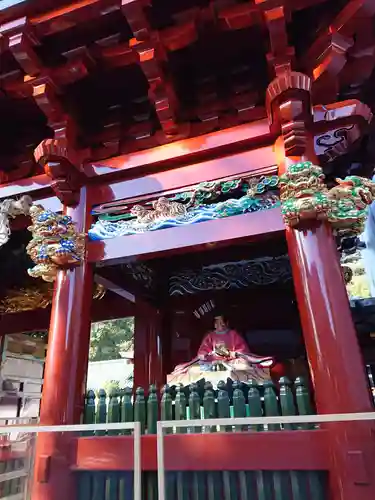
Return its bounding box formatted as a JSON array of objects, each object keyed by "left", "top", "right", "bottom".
[
  {"left": 74, "top": 430, "right": 328, "bottom": 471},
  {"left": 88, "top": 208, "right": 284, "bottom": 264},
  {"left": 90, "top": 146, "right": 276, "bottom": 205},
  {"left": 0, "top": 308, "right": 51, "bottom": 335},
  {"left": 0, "top": 123, "right": 274, "bottom": 202},
  {"left": 0, "top": 174, "right": 52, "bottom": 200},
  {"left": 85, "top": 120, "right": 274, "bottom": 178}
]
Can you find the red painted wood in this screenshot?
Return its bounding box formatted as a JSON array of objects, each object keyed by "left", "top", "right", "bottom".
[
  {"left": 0, "top": 449, "right": 27, "bottom": 461},
  {"left": 32, "top": 187, "right": 94, "bottom": 500},
  {"left": 38, "top": 188, "right": 94, "bottom": 425},
  {"left": 288, "top": 222, "right": 373, "bottom": 414},
  {"left": 90, "top": 147, "right": 276, "bottom": 205},
  {"left": 133, "top": 302, "right": 164, "bottom": 388},
  {"left": 73, "top": 430, "right": 329, "bottom": 471},
  {"left": 0, "top": 174, "right": 52, "bottom": 200},
  {"left": 88, "top": 208, "right": 284, "bottom": 264},
  {"left": 0, "top": 309, "right": 51, "bottom": 335},
  {"left": 38, "top": 197, "right": 62, "bottom": 212},
  {"left": 0, "top": 122, "right": 273, "bottom": 204},
  {"left": 133, "top": 308, "right": 150, "bottom": 390},
  {"left": 276, "top": 141, "right": 375, "bottom": 499},
  {"left": 287, "top": 222, "right": 375, "bottom": 499},
  {"left": 85, "top": 120, "right": 273, "bottom": 177}
]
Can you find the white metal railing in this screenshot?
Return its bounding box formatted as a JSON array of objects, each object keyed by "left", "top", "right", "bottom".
[
  {"left": 156, "top": 411, "right": 375, "bottom": 500},
  {"left": 0, "top": 422, "right": 141, "bottom": 500}
]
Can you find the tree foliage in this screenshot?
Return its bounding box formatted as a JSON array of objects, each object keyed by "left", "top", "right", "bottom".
[{"left": 89, "top": 317, "right": 134, "bottom": 362}]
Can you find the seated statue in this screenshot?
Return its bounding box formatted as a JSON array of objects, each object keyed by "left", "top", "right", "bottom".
[{"left": 168, "top": 313, "right": 274, "bottom": 387}]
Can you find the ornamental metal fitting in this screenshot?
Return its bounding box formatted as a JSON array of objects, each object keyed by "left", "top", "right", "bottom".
[
  {"left": 279, "top": 161, "right": 375, "bottom": 234},
  {"left": 26, "top": 205, "right": 86, "bottom": 282}
]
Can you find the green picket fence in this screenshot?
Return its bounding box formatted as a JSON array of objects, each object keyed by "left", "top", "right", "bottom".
[
  {"left": 83, "top": 377, "right": 315, "bottom": 434},
  {"left": 78, "top": 377, "right": 328, "bottom": 500},
  {"left": 76, "top": 469, "right": 328, "bottom": 500}
]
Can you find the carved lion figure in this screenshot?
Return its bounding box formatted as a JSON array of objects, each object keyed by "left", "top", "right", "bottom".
[
  {"left": 279, "top": 161, "right": 330, "bottom": 227},
  {"left": 279, "top": 162, "right": 375, "bottom": 233},
  {"left": 26, "top": 205, "right": 86, "bottom": 282},
  {"left": 327, "top": 175, "right": 375, "bottom": 234}
]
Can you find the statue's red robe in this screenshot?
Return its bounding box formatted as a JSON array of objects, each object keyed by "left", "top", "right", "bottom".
[
  {"left": 172, "top": 329, "right": 273, "bottom": 376},
  {"left": 197, "top": 329, "right": 250, "bottom": 360}
]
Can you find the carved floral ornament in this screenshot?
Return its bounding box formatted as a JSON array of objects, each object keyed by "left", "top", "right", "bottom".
[{"left": 279, "top": 161, "right": 375, "bottom": 234}]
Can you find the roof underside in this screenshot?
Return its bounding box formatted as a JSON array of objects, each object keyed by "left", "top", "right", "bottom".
[{"left": 0, "top": 0, "right": 374, "bottom": 181}]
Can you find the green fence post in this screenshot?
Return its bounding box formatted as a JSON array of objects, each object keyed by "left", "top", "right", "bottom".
[
  {"left": 147, "top": 384, "right": 158, "bottom": 435},
  {"left": 217, "top": 380, "right": 231, "bottom": 432},
  {"left": 295, "top": 377, "right": 314, "bottom": 429},
  {"left": 134, "top": 387, "right": 146, "bottom": 434},
  {"left": 279, "top": 377, "right": 296, "bottom": 430},
  {"left": 161, "top": 385, "right": 173, "bottom": 434},
  {"left": 203, "top": 381, "right": 216, "bottom": 433},
  {"left": 232, "top": 382, "right": 246, "bottom": 432},
  {"left": 263, "top": 381, "right": 280, "bottom": 431},
  {"left": 175, "top": 384, "right": 187, "bottom": 434},
  {"left": 108, "top": 388, "right": 120, "bottom": 436},
  {"left": 247, "top": 380, "right": 263, "bottom": 432},
  {"left": 189, "top": 383, "right": 201, "bottom": 433},
  {"left": 121, "top": 387, "right": 134, "bottom": 435},
  {"left": 83, "top": 390, "right": 96, "bottom": 436},
  {"left": 95, "top": 388, "right": 107, "bottom": 436}
]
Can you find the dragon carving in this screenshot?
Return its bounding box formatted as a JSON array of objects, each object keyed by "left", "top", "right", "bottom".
[
  {"left": 26, "top": 205, "right": 86, "bottom": 282},
  {"left": 279, "top": 161, "right": 375, "bottom": 234}
]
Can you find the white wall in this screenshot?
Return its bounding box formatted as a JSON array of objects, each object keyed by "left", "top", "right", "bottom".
[{"left": 87, "top": 357, "right": 133, "bottom": 390}]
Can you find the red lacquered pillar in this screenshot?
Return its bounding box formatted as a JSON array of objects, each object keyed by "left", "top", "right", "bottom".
[
  {"left": 134, "top": 302, "right": 163, "bottom": 390},
  {"left": 267, "top": 66, "right": 375, "bottom": 495},
  {"left": 32, "top": 187, "right": 94, "bottom": 500},
  {"left": 282, "top": 175, "right": 375, "bottom": 500},
  {"left": 133, "top": 309, "right": 149, "bottom": 390}
]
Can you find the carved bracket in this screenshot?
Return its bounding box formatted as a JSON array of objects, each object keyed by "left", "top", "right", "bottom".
[
  {"left": 34, "top": 135, "right": 83, "bottom": 206},
  {"left": 267, "top": 72, "right": 372, "bottom": 162},
  {"left": 266, "top": 71, "right": 313, "bottom": 157}
]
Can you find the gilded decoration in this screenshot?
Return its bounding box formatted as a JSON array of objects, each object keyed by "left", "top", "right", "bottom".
[
  {"left": 26, "top": 205, "right": 86, "bottom": 282},
  {"left": 279, "top": 161, "right": 375, "bottom": 234},
  {"left": 0, "top": 195, "right": 33, "bottom": 248},
  {"left": 0, "top": 284, "right": 105, "bottom": 314},
  {"left": 88, "top": 175, "right": 280, "bottom": 240}
]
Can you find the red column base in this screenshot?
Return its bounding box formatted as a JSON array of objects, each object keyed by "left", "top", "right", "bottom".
[
  {"left": 32, "top": 434, "right": 75, "bottom": 500},
  {"left": 328, "top": 422, "right": 375, "bottom": 500}
]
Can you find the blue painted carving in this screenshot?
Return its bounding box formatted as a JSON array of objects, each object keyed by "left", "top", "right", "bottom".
[{"left": 88, "top": 175, "right": 280, "bottom": 241}]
